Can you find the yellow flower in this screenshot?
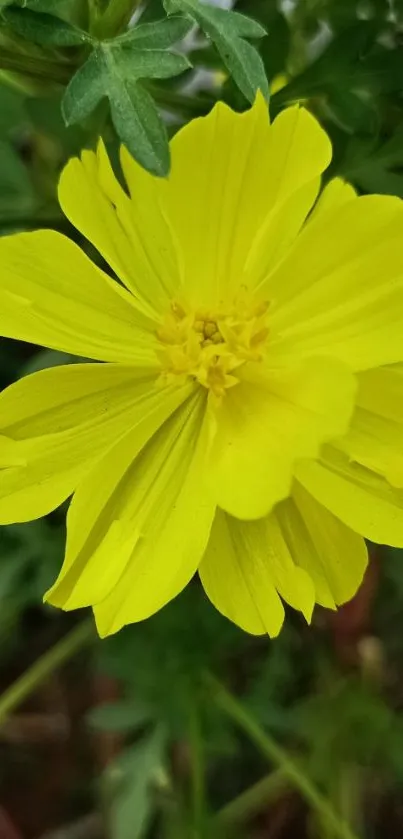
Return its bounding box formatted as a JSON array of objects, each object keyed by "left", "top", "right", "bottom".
[{"left": 0, "top": 95, "right": 403, "bottom": 638}]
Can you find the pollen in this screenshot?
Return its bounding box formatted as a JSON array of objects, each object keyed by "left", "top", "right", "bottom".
[{"left": 156, "top": 293, "right": 270, "bottom": 398}]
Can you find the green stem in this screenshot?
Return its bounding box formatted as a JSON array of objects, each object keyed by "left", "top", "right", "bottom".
[
  {"left": 0, "top": 621, "right": 93, "bottom": 726},
  {"left": 0, "top": 48, "right": 72, "bottom": 84},
  {"left": 92, "top": 0, "right": 140, "bottom": 39},
  {"left": 206, "top": 674, "right": 360, "bottom": 839},
  {"left": 214, "top": 770, "right": 287, "bottom": 829},
  {"left": 188, "top": 699, "right": 205, "bottom": 838}
]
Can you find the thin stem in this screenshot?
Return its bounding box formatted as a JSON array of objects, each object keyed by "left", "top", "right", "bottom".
[
  {"left": 188, "top": 699, "right": 205, "bottom": 838},
  {"left": 205, "top": 673, "right": 360, "bottom": 839},
  {"left": 214, "top": 770, "right": 287, "bottom": 829},
  {"left": 0, "top": 49, "right": 72, "bottom": 84},
  {"left": 0, "top": 621, "right": 93, "bottom": 727},
  {"left": 87, "top": 0, "right": 100, "bottom": 25},
  {"left": 92, "top": 0, "right": 140, "bottom": 39}
]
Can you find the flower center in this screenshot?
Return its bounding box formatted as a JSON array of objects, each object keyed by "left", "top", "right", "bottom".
[{"left": 156, "top": 293, "right": 270, "bottom": 398}]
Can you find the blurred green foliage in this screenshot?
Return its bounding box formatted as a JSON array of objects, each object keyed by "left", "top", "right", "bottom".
[{"left": 1, "top": 1, "right": 403, "bottom": 838}]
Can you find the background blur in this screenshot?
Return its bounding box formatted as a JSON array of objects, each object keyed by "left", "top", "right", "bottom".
[{"left": 1, "top": 0, "right": 403, "bottom": 837}]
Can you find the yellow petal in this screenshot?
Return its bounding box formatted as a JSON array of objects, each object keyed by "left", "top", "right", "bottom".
[
  {"left": 0, "top": 436, "right": 27, "bottom": 467},
  {"left": 334, "top": 364, "right": 403, "bottom": 487},
  {"left": 296, "top": 445, "right": 403, "bottom": 547},
  {"left": 336, "top": 410, "right": 403, "bottom": 489},
  {"left": 278, "top": 482, "right": 368, "bottom": 608},
  {"left": 0, "top": 229, "right": 156, "bottom": 364},
  {"left": 308, "top": 177, "right": 357, "bottom": 225},
  {"left": 59, "top": 141, "right": 181, "bottom": 319},
  {"left": 46, "top": 391, "right": 216, "bottom": 635},
  {"left": 0, "top": 363, "right": 187, "bottom": 523},
  {"left": 164, "top": 98, "right": 331, "bottom": 306},
  {"left": 207, "top": 355, "right": 356, "bottom": 519},
  {"left": 266, "top": 195, "right": 403, "bottom": 371},
  {"left": 357, "top": 364, "right": 403, "bottom": 423},
  {"left": 199, "top": 509, "right": 315, "bottom": 637},
  {"left": 244, "top": 178, "right": 321, "bottom": 287}
]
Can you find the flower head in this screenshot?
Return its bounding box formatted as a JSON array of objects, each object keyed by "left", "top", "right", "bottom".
[{"left": 0, "top": 94, "right": 403, "bottom": 637}]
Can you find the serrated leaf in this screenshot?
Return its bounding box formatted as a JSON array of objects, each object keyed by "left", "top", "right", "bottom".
[
  {"left": 115, "top": 15, "right": 192, "bottom": 48},
  {"left": 164, "top": 0, "right": 268, "bottom": 102},
  {"left": 87, "top": 700, "right": 153, "bottom": 733},
  {"left": 1, "top": 6, "right": 92, "bottom": 45},
  {"left": 109, "top": 76, "right": 170, "bottom": 176},
  {"left": 62, "top": 48, "right": 105, "bottom": 124},
  {"left": 215, "top": 7, "right": 266, "bottom": 39},
  {"left": 219, "top": 32, "right": 268, "bottom": 103},
  {"left": 118, "top": 45, "right": 190, "bottom": 78},
  {"left": 63, "top": 41, "right": 190, "bottom": 175}
]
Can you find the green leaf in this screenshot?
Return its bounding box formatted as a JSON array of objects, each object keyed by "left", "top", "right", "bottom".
[
  {"left": 115, "top": 15, "right": 192, "bottom": 48},
  {"left": 1, "top": 6, "right": 92, "bottom": 44},
  {"left": 164, "top": 0, "right": 268, "bottom": 102},
  {"left": 62, "top": 49, "right": 105, "bottom": 123},
  {"left": 340, "top": 123, "right": 403, "bottom": 197},
  {"left": 62, "top": 38, "right": 190, "bottom": 175},
  {"left": 211, "top": 7, "right": 267, "bottom": 39},
  {"left": 109, "top": 79, "right": 170, "bottom": 176},
  {"left": 117, "top": 44, "right": 190, "bottom": 78},
  {"left": 87, "top": 700, "right": 153, "bottom": 733},
  {"left": 110, "top": 727, "right": 167, "bottom": 839}
]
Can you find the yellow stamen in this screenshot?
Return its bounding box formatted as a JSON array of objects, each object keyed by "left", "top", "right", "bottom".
[{"left": 157, "top": 293, "right": 270, "bottom": 398}]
